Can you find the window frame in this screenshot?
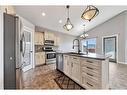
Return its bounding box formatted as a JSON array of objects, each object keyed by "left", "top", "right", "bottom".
[{"left": 81, "top": 37, "right": 97, "bottom": 53}]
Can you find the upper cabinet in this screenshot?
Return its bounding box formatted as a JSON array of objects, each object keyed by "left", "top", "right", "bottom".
[
  {"left": 44, "top": 31, "right": 55, "bottom": 41},
  {"left": 2, "top": 6, "right": 16, "bottom": 15},
  {"left": 34, "top": 32, "right": 44, "bottom": 45},
  {"left": 44, "top": 31, "right": 60, "bottom": 46},
  {"left": 54, "top": 36, "right": 60, "bottom": 46}
]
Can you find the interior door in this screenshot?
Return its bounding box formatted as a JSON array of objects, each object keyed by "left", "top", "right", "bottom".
[
  {"left": 4, "top": 13, "right": 16, "bottom": 89},
  {"left": 21, "top": 27, "right": 33, "bottom": 72},
  {"left": 103, "top": 36, "right": 117, "bottom": 62}
]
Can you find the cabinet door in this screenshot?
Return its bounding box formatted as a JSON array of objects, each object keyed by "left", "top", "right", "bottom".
[
  {"left": 35, "top": 53, "right": 40, "bottom": 65},
  {"left": 51, "top": 33, "right": 54, "bottom": 41},
  {"left": 34, "top": 32, "right": 39, "bottom": 45},
  {"left": 38, "top": 32, "right": 44, "bottom": 45},
  {"left": 35, "top": 52, "right": 45, "bottom": 66},
  {"left": 54, "top": 36, "right": 60, "bottom": 46},
  {"left": 71, "top": 57, "right": 80, "bottom": 83},
  {"left": 63, "top": 55, "right": 70, "bottom": 76},
  {"left": 40, "top": 52, "right": 45, "bottom": 64},
  {"left": 44, "top": 32, "right": 49, "bottom": 40}
]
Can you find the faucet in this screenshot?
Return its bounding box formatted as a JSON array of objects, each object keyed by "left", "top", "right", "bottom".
[{"left": 72, "top": 39, "right": 81, "bottom": 53}]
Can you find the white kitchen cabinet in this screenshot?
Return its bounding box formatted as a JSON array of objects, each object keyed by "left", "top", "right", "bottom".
[
  {"left": 44, "top": 31, "right": 54, "bottom": 41},
  {"left": 35, "top": 52, "right": 45, "bottom": 66},
  {"left": 80, "top": 58, "right": 109, "bottom": 89},
  {"left": 54, "top": 36, "right": 60, "bottom": 46},
  {"left": 34, "top": 32, "right": 39, "bottom": 44},
  {"left": 34, "top": 32, "right": 44, "bottom": 45},
  {"left": 44, "top": 31, "right": 49, "bottom": 40},
  {"left": 63, "top": 54, "right": 109, "bottom": 89},
  {"left": 70, "top": 56, "right": 80, "bottom": 83},
  {"left": 2, "top": 6, "right": 16, "bottom": 15},
  {"left": 63, "top": 55, "right": 80, "bottom": 83},
  {"left": 63, "top": 55, "right": 71, "bottom": 76},
  {"left": 50, "top": 32, "right": 55, "bottom": 41}
]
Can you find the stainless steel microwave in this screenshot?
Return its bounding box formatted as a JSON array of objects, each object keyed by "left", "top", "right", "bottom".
[{"left": 44, "top": 40, "right": 54, "bottom": 46}]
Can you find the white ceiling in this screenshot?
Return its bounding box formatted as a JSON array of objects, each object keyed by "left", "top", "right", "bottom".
[{"left": 15, "top": 6, "right": 127, "bottom": 36}]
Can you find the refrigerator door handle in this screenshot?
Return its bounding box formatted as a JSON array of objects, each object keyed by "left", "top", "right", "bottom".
[{"left": 21, "top": 33, "right": 26, "bottom": 57}]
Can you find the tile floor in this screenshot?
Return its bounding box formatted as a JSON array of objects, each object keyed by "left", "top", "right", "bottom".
[{"left": 22, "top": 63, "right": 127, "bottom": 89}]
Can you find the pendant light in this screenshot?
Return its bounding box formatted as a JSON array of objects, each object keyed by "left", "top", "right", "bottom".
[
  {"left": 81, "top": 5, "right": 99, "bottom": 21},
  {"left": 63, "top": 5, "right": 74, "bottom": 31},
  {"left": 80, "top": 25, "right": 88, "bottom": 39}
]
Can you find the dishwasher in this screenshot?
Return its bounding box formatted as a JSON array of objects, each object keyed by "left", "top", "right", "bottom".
[{"left": 56, "top": 53, "right": 63, "bottom": 72}]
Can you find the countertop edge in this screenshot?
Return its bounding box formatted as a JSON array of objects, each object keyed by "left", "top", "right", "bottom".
[{"left": 56, "top": 52, "right": 111, "bottom": 60}]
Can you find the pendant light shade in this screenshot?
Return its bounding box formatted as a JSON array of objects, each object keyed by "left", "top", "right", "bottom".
[
  {"left": 63, "top": 5, "right": 73, "bottom": 31},
  {"left": 81, "top": 5, "right": 99, "bottom": 21}
]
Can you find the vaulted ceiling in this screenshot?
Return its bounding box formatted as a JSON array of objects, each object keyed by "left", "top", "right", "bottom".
[{"left": 15, "top": 6, "right": 127, "bottom": 36}]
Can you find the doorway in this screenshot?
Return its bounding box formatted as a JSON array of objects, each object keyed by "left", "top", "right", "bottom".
[{"left": 103, "top": 36, "right": 117, "bottom": 63}]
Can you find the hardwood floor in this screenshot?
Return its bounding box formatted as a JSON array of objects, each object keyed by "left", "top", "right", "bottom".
[
  {"left": 22, "top": 64, "right": 61, "bottom": 89},
  {"left": 109, "top": 63, "right": 127, "bottom": 89},
  {"left": 22, "top": 63, "right": 127, "bottom": 89}
]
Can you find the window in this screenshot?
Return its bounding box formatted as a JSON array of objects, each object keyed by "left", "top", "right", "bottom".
[{"left": 81, "top": 38, "right": 96, "bottom": 53}]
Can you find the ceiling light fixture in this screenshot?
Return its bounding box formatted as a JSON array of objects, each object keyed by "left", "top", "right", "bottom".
[
  {"left": 59, "top": 20, "right": 62, "bottom": 23},
  {"left": 80, "top": 25, "right": 88, "bottom": 39},
  {"left": 81, "top": 5, "right": 99, "bottom": 21},
  {"left": 63, "top": 5, "right": 74, "bottom": 31},
  {"left": 42, "top": 12, "right": 46, "bottom": 16}
]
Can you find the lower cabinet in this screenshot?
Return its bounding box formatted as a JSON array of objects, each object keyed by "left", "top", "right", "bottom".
[
  {"left": 70, "top": 56, "right": 80, "bottom": 83},
  {"left": 63, "top": 55, "right": 71, "bottom": 76},
  {"left": 80, "top": 58, "right": 102, "bottom": 89},
  {"left": 63, "top": 54, "right": 109, "bottom": 89},
  {"left": 35, "top": 52, "right": 45, "bottom": 66},
  {"left": 63, "top": 55, "right": 80, "bottom": 83}
]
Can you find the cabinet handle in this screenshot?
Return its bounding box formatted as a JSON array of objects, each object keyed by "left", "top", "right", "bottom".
[
  {"left": 87, "top": 82, "right": 93, "bottom": 87},
  {"left": 87, "top": 73, "right": 93, "bottom": 76},
  {"left": 73, "top": 58, "right": 77, "bottom": 59},
  {"left": 87, "top": 67, "right": 94, "bottom": 70},
  {"left": 86, "top": 60, "right": 93, "bottom": 63}
]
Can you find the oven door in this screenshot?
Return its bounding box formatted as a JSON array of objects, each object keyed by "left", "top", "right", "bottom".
[{"left": 46, "top": 52, "right": 56, "bottom": 64}]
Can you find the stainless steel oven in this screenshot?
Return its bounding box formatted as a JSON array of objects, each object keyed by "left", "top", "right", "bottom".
[
  {"left": 46, "top": 52, "right": 56, "bottom": 64},
  {"left": 43, "top": 46, "right": 56, "bottom": 64}
]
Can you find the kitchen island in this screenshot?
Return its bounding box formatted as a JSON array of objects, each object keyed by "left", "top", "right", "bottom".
[{"left": 56, "top": 52, "right": 111, "bottom": 89}]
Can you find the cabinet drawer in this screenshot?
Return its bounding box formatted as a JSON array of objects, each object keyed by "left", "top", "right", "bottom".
[
  {"left": 82, "top": 65, "right": 101, "bottom": 75},
  {"left": 86, "top": 72, "right": 101, "bottom": 82},
  {"left": 81, "top": 61, "right": 101, "bottom": 71},
  {"left": 64, "top": 55, "right": 69, "bottom": 58},
  {"left": 85, "top": 76, "right": 101, "bottom": 89},
  {"left": 82, "top": 68, "right": 101, "bottom": 79},
  {"left": 81, "top": 58, "right": 101, "bottom": 67},
  {"left": 70, "top": 56, "right": 80, "bottom": 62}
]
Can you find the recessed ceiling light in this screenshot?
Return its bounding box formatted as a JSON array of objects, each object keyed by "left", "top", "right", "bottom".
[
  {"left": 59, "top": 20, "right": 62, "bottom": 23},
  {"left": 42, "top": 12, "right": 46, "bottom": 16}
]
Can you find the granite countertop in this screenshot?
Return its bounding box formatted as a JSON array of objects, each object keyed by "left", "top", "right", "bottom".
[{"left": 56, "top": 52, "right": 111, "bottom": 60}]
